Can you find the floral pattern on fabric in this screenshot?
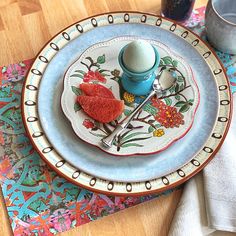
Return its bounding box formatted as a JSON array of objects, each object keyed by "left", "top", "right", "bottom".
[{"left": 0, "top": 60, "right": 167, "bottom": 235}]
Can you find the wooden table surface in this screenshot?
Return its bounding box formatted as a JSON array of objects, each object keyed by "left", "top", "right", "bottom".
[{"left": 0, "top": 0, "right": 207, "bottom": 235}]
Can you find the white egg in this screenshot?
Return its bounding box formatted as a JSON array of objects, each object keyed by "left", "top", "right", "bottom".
[{"left": 123, "top": 40, "right": 156, "bottom": 73}]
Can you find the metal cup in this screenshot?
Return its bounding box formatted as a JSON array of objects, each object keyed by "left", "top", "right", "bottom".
[{"left": 205, "top": 0, "right": 236, "bottom": 54}]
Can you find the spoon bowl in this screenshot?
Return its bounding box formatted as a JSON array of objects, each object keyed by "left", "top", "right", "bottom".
[{"left": 159, "top": 67, "right": 177, "bottom": 90}]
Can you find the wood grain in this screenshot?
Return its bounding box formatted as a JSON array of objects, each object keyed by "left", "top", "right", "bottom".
[{"left": 0, "top": 0, "right": 207, "bottom": 235}]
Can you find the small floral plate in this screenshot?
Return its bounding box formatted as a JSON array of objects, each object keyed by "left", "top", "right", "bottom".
[{"left": 61, "top": 36, "right": 200, "bottom": 156}]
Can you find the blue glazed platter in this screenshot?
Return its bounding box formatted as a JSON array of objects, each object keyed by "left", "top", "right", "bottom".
[{"left": 22, "top": 12, "right": 232, "bottom": 195}]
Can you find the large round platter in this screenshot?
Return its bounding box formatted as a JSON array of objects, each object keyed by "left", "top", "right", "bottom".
[{"left": 22, "top": 12, "right": 232, "bottom": 196}]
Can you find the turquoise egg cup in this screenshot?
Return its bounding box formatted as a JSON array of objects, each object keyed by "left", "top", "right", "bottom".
[{"left": 118, "top": 46, "right": 160, "bottom": 96}]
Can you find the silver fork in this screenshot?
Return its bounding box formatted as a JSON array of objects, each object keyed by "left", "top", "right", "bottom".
[{"left": 101, "top": 66, "right": 176, "bottom": 148}]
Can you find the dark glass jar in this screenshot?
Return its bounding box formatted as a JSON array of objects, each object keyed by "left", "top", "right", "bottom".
[{"left": 161, "top": 0, "right": 195, "bottom": 22}]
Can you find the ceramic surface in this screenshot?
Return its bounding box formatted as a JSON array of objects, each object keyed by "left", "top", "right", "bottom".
[
  {"left": 205, "top": 0, "right": 236, "bottom": 54},
  {"left": 22, "top": 12, "right": 232, "bottom": 195},
  {"left": 61, "top": 36, "right": 199, "bottom": 156}
]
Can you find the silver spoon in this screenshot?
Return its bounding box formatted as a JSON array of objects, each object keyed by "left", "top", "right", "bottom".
[{"left": 101, "top": 67, "right": 176, "bottom": 148}]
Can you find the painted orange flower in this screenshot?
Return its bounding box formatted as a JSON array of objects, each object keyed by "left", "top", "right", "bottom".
[
  {"left": 151, "top": 98, "right": 166, "bottom": 110},
  {"left": 82, "top": 119, "right": 94, "bottom": 129},
  {"left": 83, "top": 71, "right": 106, "bottom": 83},
  {"left": 155, "top": 105, "right": 184, "bottom": 128},
  {"left": 151, "top": 98, "right": 184, "bottom": 128}
]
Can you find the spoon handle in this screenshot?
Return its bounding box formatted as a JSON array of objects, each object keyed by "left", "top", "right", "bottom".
[{"left": 101, "top": 90, "right": 156, "bottom": 148}]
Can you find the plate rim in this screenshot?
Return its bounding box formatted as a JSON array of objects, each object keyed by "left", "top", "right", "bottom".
[{"left": 21, "top": 11, "right": 232, "bottom": 196}]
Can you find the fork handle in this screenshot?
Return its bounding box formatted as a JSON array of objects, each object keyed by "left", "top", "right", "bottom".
[
  {"left": 101, "top": 125, "right": 124, "bottom": 148},
  {"left": 101, "top": 90, "right": 156, "bottom": 148}
]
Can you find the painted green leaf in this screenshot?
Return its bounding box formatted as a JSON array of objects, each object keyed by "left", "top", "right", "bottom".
[
  {"left": 169, "top": 86, "right": 175, "bottom": 94},
  {"left": 162, "top": 56, "right": 172, "bottom": 65},
  {"left": 177, "top": 76, "right": 184, "bottom": 82},
  {"left": 188, "top": 100, "right": 194, "bottom": 106},
  {"left": 175, "top": 101, "right": 186, "bottom": 107},
  {"left": 179, "top": 83, "right": 184, "bottom": 91},
  {"left": 97, "top": 54, "right": 105, "bottom": 64},
  {"left": 179, "top": 104, "right": 190, "bottom": 113},
  {"left": 159, "top": 60, "right": 164, "bottom": 66},
  {"left": 121, "top": 143, "right": 143, "bottom": 148},
  {"left": 175, "top": 83, "right": 180, "bottom": 93},
  {"left": 143, "top": 103, "right": 157, "bottom": 115},
  {"left": 70, "top": 74, "right": 84, "bottom": 79},
  {"left": 89, "top": 132, "right": 106, "bottom": 138},
  {"left": 148, "top": 124, "right": 161, "bottom": 133},
  {"left": 71, "top": 86, "right": 82, "bottom": 95},
  {"left": 1, "top": 66, "right": 7, "bottom": 73},
  {"left": 175, "top": 95, "right": 181, "bottom": 100},
  {"left": 164, "top": 97, "right": 172, "bottom": 106},
  {"left": 148, "top": 126, "right": 155, "bottom": 133},
  {"left": 189, "top": 99, "right": 194, "bottom": 103},
  {"left": 120, "top": 129, "right": 133, "bottom": 139},
  {"left": 148, "top": 119, "right": 155, "bottom": 124},
  {"left": 113, "top": 140, "right": 118, "bottom": 146},
  {"left": 74, "top": 70, "right": 85, "bottom": 75},
  {"left": 74, "top": 103, "right": 81, "bottom": 112},
  {"left": 124, "top": 109, "right": 132, "bottom": 116},
  {"left": 172, "top": 60, "right": 178, "bottom": 67},
  {"left": 121, "top": 132, "right": 149, "bottom": 142},
  {"left": 122, "top": 143, "right": 144, "bottom": 148}
]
